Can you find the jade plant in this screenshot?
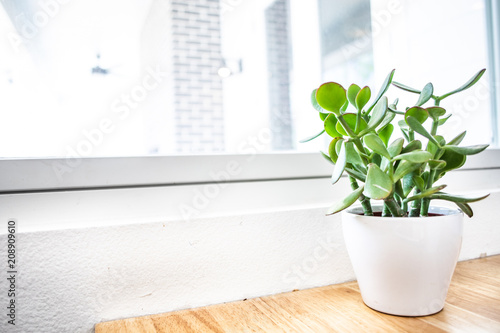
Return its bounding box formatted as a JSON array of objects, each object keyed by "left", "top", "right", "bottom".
[{"left": 303, "top": 69, "right": 490, "bottom": 217}]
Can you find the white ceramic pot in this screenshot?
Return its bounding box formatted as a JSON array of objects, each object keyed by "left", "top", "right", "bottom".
[{"left": 342, "top": 206, "right": 463, "bottom": 316}]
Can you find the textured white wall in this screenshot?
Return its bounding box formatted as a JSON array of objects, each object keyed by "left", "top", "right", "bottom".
[{"left": 0, "top": 170, "right": 499, "bottom": 333}]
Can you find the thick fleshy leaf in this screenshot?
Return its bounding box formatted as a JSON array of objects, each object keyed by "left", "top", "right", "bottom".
[
  {"left": 341, "top": 98, "right": 349, "bottom": 112},
  {"left": 393, "top": 160, "right": 422, "bottom": 182},
  {"left": 364, "top": 163, "right": 393, "bottom": 199},
  {"left": 405, "top": 107, "right": 428, "bottom": 124},
  {"left": 406, "top": 116, "right": 441, "bottom": 147},
  {"left": 392, "top": 81, "right": 421, "bottom": 94},
  {"left": 402, "top": 173, "right": 414, "bottom": 197},
  {"left": 364, "top": 133, "right": 391, "bottom": 159},
  {"left": 312, "top": 89, "right": 323, "bottom": 112},
  {"left": 326, "top": 185, "right": 365, "bottom": 215},
  {"left": 448, "top": 131, "right": 467, "bottom": 146},
  {"left": 320, "top": 151, "right": 334, "bottom": 165},
  {"left": 378, "top": 111, "right": 396, "bottom": 131},
  {"left": 393, "top": 150, "right": 433, "bottom": 163},
  {"left": 347, "top": 84, "right": 361, "bottom": 107},
  {"left": 438, "top": 114, "right": 452, "bottom": 126},
  {"left": 332, "top": 141, "right": 346, "bottom": 184},
  {"left": 345, "top": 141, "right": 364, "bottom": 165},
  {"left": 428, "top": 159, "right": 447, "bottom": 170},
  {"left": 426, "top": 135, "right": 445, "bottom": 157},
  {"left": 388, "top": 138, "right": 404, "bottom": 158},
  {"left": 299, "top": 129, "right": 325, "bottom": 143},
  {"left": 378, "top": 124, "right": 394, "bottom": 147},
  {"left": 456, "top": 202, "right": 473, "bottom": 218},
  {"left": 439, "top": 68, "right": 486, "bottom": 100},
  {"left": 345, "top": 167, "right": 366, "bottom": 182},
  {"left": 360, "top": 97, "right": 388, "bottom": 136},
  {"left": 366, "top": 69, "right": 395, "bottom": 114},
  {"left": 430, "top": 192, "right": 490, "bottom": 203},
  {"left": 404, "top": 185, "right": 447, "bottom": 202},
  {"left": 328, "top": 137, "right": 343, "bottom": 163},
  {"left": 356, "top": 86, "right": 371, "bottom": 111},
  {"left": 443, "top": 144, "right": 489, "bottom": 155},
  {"left": 319, "top": 112, "right": 328, "bottom": 121},
  {"left": 427, "top": 107, "right": 446, "bottom": 121},
  {"left": 416, "top": 83, "right": 434, "bottom": 106},
  {"left": 413, "top": 175, "right": 425, "bottom": 191},
  {"left": 336, "top": 113, "right": 368, "bottom": 136},
  {"left": 401, "top": 140, "right": 422, "bottom": 154},
  {"left": 398, "top": 119, "right": 409, "bottom": 130},
  {"left": 324, "top": 114, "right": 342, "bottom": 137},
  {"left": 440, "top": 149, "right": 466, "bottom": 173},
  {"left": 316, "top": 82, "right": 347, "bottom": 114}
]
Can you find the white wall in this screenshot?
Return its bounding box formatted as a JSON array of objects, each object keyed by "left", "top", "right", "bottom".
[{"left": 0, "top": 168, "right": 499, "bottom": 333}]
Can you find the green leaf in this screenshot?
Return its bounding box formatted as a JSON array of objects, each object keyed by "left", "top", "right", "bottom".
[
  {"left": 405, "top": 106, "right": 429, "bottom": 124},
  {"left": 328, "top": 137, "right": 343, "bottom": 163},
  {"left": 430, "top": 192, "right": 490, "bottom": 203},
  {"left": 364, "top": 163, "right": 393, "bottom": 199},
  {"left": 336, "top": 113, "right": 368, "bottom": 136},
  {"left": 311, "top": 89, "right": 324, "bottom": 112},
  {"left": 364, "top": 133, "right": 391, "bottom": 159},
  {"left": 456, "top": 202, "right": 473, "bottom": 218},
  {"left": 366, "top": 69, "right": 395, "bottom": 114},
  {"left": 332, "top": 141, "right": 346, "bottom": 184},
  {"left": 392, "top": 81, "right": 421, "bottom": 94},
  {"left": 427, "top": 107, "right": 446, "bottom": 121},
  {"left": 347, "top": 84, "right": 361, "bottom": 107},
  {"left": 388, "top": 138, "right": 404, "bottom": 158},
  {"left": 356, "top": 86, "right": 371, "bottom": 111},
  {"left": 416, "top": 83, "right": 434, "bottom": 106},
  {"left": 345, "top": 168, "right": 366, "bottom": 183},
  {"left": 406, "top": 116, "right": 441, "bottom": 147},
  {"left": 439, "top": 68, "right": 486, "bottom": 100},
  {"left": 377, "top": 111, "right": 396, "bottom": 132},
  {"left": 299, "top": 129, "right": 325, "bottom": 143},
  {"left": 393, "top": 160, "right": 423, "bottom": 182},
  {"left": 393, "top": 150, "right": 433, "bottom": 163},
  {"left": 378, "top": 124, "right": 394, "bottom": 147},
  {"left": 440, "top": 149, "right": 466, "bottom": 173},
  {"left": 404, "top": 185, "right": 447, "bottom": 203},
  {"left": 398, "top": 119, "right": 409, "bottom": 130},
  {"left": 320, "top": 151, "right": 334, "bottom": 165},
  {"left": 360, "top": 97, "right": 388, "bottom": 136},
  {"left": 324, "top": 114, "right": 342, "bottom": 137},
  {"left": 345, "top": 141, "right": 364, "bottom": 165},
  {"left": 401, "top": 140, "right": 422, "bottom": 154},
  {"left": 413, "top": 175, "right": 425, "bottom": 191},
  {"left": 428, "top": 159, "right": 447, "bottom": 170},
  {"left": 438, "top": 114, "right": 452, "bottom": 126},
  {"left": 448, "top": 131, "right": 467, "bottom": 146},
  {"left": 316, "top": 82, "right": 347, "bottom": 114},
  {"left": 443, "top": 144, "right": 489, "bottom": 155},
  {"left": 426, "top": 135, "right": 445, "bottom": 157},
  {"left": 326, "top": 185, "right": 365, "bottom": 215},
  {"left": 319, "top": 112, "right": 328, "bottom": 121}
]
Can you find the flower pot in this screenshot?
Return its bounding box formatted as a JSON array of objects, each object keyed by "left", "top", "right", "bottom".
[{"left": 342, "top": 205, "right": 463, "bottom": 316}]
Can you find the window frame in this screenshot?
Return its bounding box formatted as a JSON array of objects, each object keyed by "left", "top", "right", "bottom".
[{"left": 0, "top": 149, "right": 499, "bottom": 194}]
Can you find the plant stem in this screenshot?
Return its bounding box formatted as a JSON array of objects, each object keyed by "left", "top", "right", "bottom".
[
  {"left": 348, "top": 176, "right": 373, "bottom": 216},
  {"left": 384, "top": 196, "right": 406, "bottom": 217},
  {"left": 382, "top": 204, "right": 391, "bottom": 217},
  {"left": 409, "top": 189, "right": 421, "bottom": 217}
]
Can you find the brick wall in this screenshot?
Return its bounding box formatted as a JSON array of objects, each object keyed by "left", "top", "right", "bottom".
[
  {"left": 265, "top": 0, "right": 294, "bottom": 150},
  {"left": 171, "top": 0, "right": 225, "bottom": 153}
]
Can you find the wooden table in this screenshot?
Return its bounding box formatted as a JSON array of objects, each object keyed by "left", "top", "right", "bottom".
[{"left": 96, "top": 255, "right": 500, "bottom": 332}]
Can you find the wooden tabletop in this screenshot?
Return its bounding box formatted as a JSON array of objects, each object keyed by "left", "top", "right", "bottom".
[{"left": 96, "top": 255, "right": 500, "bottom": 332}]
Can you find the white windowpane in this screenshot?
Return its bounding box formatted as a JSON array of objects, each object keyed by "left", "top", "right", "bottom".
[{"left": 0, "top": 0, "right": 495, "bottom": 158}]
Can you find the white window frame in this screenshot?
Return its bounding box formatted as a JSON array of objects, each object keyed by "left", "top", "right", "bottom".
[{"left": 0, "top": 149, "right": 499, "bottom": 194}]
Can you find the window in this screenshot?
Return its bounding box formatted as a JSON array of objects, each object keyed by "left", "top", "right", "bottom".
[{"left": 0, "top": 0, "right": 499, "bottom": 192}]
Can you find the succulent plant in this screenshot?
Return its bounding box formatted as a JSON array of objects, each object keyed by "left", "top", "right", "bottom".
[{"left": 303, "top": 69, "right": 490, "bottom": 217}]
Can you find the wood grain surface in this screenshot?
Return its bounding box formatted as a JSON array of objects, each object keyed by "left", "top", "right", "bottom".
[{"left": 96, "top": 255, "right": 500, "bottom": 332}]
